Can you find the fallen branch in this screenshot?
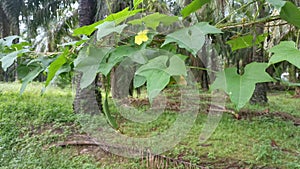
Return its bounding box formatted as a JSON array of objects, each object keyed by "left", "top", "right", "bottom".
[{"left": 48, "top": 137, "right": 207, "bottom": 169}]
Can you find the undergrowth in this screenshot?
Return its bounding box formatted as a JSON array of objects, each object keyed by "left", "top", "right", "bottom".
[{"left": 0, "top": 82, "right": 299, "bottom": 168}]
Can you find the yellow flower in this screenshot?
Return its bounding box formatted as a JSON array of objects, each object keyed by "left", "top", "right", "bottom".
[{"left": 135, "top": 29, "right": 149, "bottom": 45}]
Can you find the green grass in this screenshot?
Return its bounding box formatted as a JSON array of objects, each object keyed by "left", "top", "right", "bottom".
[{"left": 0, "top": 82, "right": 300, "bottom": 168}]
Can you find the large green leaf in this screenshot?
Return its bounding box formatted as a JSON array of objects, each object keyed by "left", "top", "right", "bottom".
[
  {"left": 161, "top": 22, "right": 222, "bottom": 56},
  {"left": 75, "top": 46, "right": 110, "bottom": 89},
  {"left": 226, "top": 33, "right": 268, "bottom": 51},
  {"left": 96, "top": 21, "right": 127, "bottom": 40},
  {"left": 73, "top": 8, "right": 141, "bottom": 36},
  {"left": 181, "top": 0, "right": 211, "bottom": 18},
  {"left": 99, "top": 46, "right": 138, "bottom": 76},
  {"left": 268, "top": 41, "right": 300, "bottom": 69},
  {"left": 135, "top": 55, "right": 187, "bottom": 102},
  {"left": 45, "top": 49, "right": 68, "bottom": 87},
  {"left": 267, "top": 0, "right": 300, "bottom": 28},
  {"left": 20, "top": 65, "right": 44, "bottom": 94},
  {"left": 140, "top": 69, "right": 170, "bottom": 102},
  {"left": 1, "top": 35, "right": 20, "bottom": 47},
  {"left": 133, "top": 75, "right": 146, "bottom": 88},
  {"left": 211, "top": 62, "right": 274, "bottom": 110},
  {"left": 128, "top": 13, "right": 179, "bottom": 30},
  {"left": 280, "top": 1, "right": 300, "bottom": 28},
  {"left": 0, "top": 49, "right": 30, "bottom": 71}
]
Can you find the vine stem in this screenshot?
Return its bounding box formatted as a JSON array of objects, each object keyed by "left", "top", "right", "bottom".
[
  {"left": 187, "top": 66, "right": 218, "bottom": 73},
  {"left": 215, "top": 0, "right": 258, "bottom": 26},
  {"left": 217, "top": 16, "right": 281, "bottom": 30},
  {"left": 296, "top": 29, "right": 300, "bottom": 49}
]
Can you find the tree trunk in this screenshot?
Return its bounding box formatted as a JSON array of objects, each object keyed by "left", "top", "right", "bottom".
[
  {"left": 73, "top": 0, "right": 103, "bottom": 115},
  {"left": 78, "top": 0, "right": 96, "bottom": 27},
  {"left": 0, "top": 5, "right": 10, "bottom": 37},
  {"left": 104, "top": 0, "right": 132, "bottom": 98},
  {"left": 250, "top": 1, "right": 268, "bottom": 105},
  {"left": 190, "top": 55, "right": 209, "bottom": 90},
  {"left": 0, "top": 5, "right": 10, "bottom": 82}
]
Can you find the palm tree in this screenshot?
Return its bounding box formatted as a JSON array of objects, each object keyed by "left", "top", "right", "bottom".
[{"left": 0, "top": 0, "right": 77, "bottom": 81}]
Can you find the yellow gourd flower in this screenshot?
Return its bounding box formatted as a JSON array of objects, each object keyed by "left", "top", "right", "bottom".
[{"left": 135, "top": 29, "right": 149, "bottom": 45}]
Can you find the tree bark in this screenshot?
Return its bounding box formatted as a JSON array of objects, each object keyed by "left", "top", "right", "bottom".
[
  {"left": 0, "top": 5, "right": 10, "bottom": 82},
  {"left": 250, "top": 1, "right": 268, "bottom": 105},
  {"left": 73, "top": 0, "right": 103, "bottom": 115},
  {"left": 78, "top": 0, "right": 96, "bottom": 27}
]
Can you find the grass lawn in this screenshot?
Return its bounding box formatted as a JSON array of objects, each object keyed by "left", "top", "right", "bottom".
[{"left": 0, "top": 82, "right": 299, "bottom": 168}]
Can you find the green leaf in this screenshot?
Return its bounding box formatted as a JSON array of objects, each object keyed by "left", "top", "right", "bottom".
[
  {"left": 1, "top": 35, "right": 21, "bottom": 47},
  {"left": 181, "top": 0, "right": 211, "bottom": 18},
  {"left": 74, "top": 47, "right": 88, "bottom": 67},
  {"left": 73, "top": 8, "right": 141, "bottom": 36},
  {"left": 166, "top": 55, "right": 187, "bottom": 76},
  {"left": 162, "top": 22, "right": 222, "bottom": 56},
  {"left": 75, "top": 46, "right": 110, "bottom": 89},
  {"left": 20, "top": 65, "right": 44, "bottom": 94},
  {"left": 268, "top": 41, "right": 300, "bottom": 69},
  {"left": 133, "top": 75, "right": 146, "bottom": 88},
  {"left": 134, "top": 0, "right": 143, "bottom": 8},
  {"left": 96, "top": 21, "right": 127, "bottom": 40},
  {"left": 226, "top": 33, "right": 268, "bottom": 51},
  {"left": 280, "top": 1, "right": 300, "bottom": 28},
  {"left": 136, "top": 55, "right": 169, "bottom": 74},
  {"left": 128, "top": 13, "right": 179, "bottom": 30},
  {"left": 99, "top": 46, "right": 138, "bottom": 76},
  {"left": 103, "top": 91, "right": 119, "bottom": 129},
  {"left": 129, "top": 49, "right": 153, "bottom": 64},
  {"left": 267, "top": 0, "right": 300, "bottom": 28},
  {"left": 0, "top": 49, "right": 29, "bottom": 71},
  {"left": 27, "top": 56, "right": 54, "bottom": 68},
  {"left": 140, "top": 69, "right": 170, "bottom": 102},
  {"left": 136, "top": 55, "right": 187, "bottom": 102},
  {"left": 211, "top": 62, "right": 274, "bottom": 110},
  {"left": 45, "top": 49, "right": 68, "bottom": 87}
]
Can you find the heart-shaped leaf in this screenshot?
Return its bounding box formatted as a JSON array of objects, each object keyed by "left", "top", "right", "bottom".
[
  {"left": 135, "top": 55, "right": 187, "bottom": 102},
  {"left": 162, "top": 22, "right": 222, "bottom": 56},
  {"left": 0, "top": 49, "right": 30, "bottom": 71},
  {"left": 99, "top": 46, "right": 138, "bottom": 76},
  {"left": 75, "top": 46, "right": 110, "bottom": 89},
  {"left": 128, "top": 13, "right": 178, "bottom": 30},
  {"left": 96, "top": 21, "right": 127, "bottom": 40},
  {"left": 267, "top": 0, "right": 300, "bottom": 28},
  {"left": 211, "top": 62, "right": 274, "bottom": 110},
  {"left": 268, "top": 41, "right": 300, "bottom": 69},
  {"left": 226, "top": 33, "right": 268, "bottom": 51}
]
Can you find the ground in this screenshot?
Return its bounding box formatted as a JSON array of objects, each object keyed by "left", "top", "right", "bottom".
[{"left": 0, "top": 83, "right": 299, "bottom": 168}]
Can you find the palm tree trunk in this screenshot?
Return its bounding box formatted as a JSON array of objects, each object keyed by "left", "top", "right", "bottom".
[
  {"left": 78, "top": 0, "right": 96, "bottom": 27},
  {"left": 250, "top": 1, "right": 268, "bottom": 104},
  {"left": 73, "top": 0, "right": 103, "bottom": 114},
  {"left": 0, "top": 5, "right": 10, "bottom": 37}
]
